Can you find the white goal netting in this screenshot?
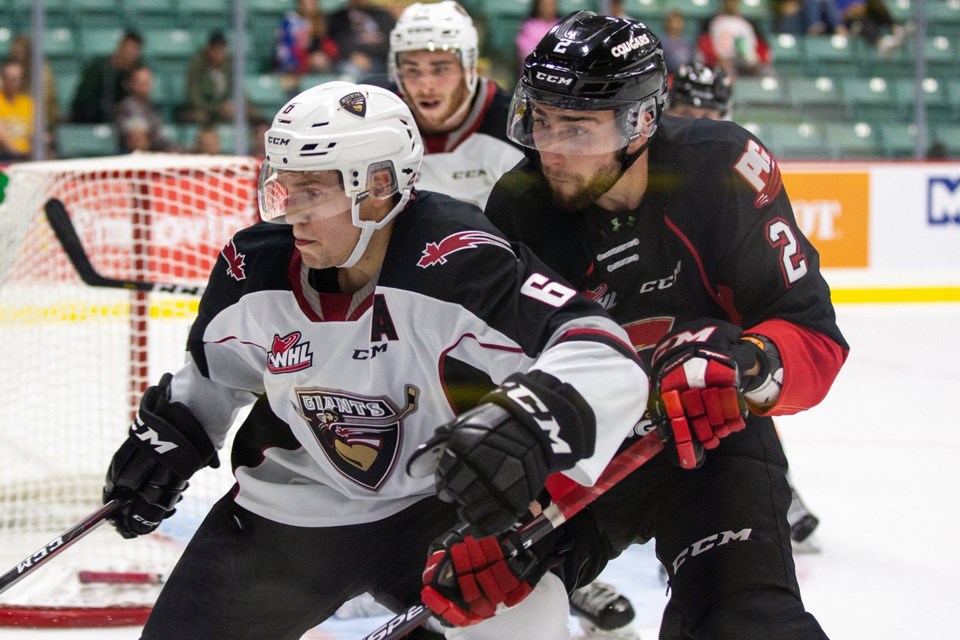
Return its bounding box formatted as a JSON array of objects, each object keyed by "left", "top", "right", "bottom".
[{"left": 0, "top": 153, "right": 260, "bottom": 626}]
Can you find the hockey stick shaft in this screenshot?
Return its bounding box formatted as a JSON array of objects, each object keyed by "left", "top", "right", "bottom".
[
  {"left": 43, "top": 198, "right": 205, "bottom": 296},
  {"left": 0, "top": 499, "right": 123, "bottom": 596},
  {"left": 362, "top": 431, "right": 664, "bottom": 640}
]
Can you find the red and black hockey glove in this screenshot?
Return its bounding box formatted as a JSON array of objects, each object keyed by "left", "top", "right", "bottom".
[
  {"left": 421, "top": 522, "right": 565, "bottom": 627},
  {"left": 650, "top": 319, "right": 759, "bottom": 469},
  {"left": 103, "top": 373, "right": 219, "bottom": 539},
  {"left": 408, "top": 371, "right": 594, "bottom": 537}
]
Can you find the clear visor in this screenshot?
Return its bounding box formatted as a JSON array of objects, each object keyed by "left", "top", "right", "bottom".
[
  {"left": 507, "top": 84, "right": 660, "bottom": 155},
  {"left": 258, "top": 165, "right": 351, "bottom": 224},
  {"left": 258, "top": 162, "right": 400, "bottom": 225}
]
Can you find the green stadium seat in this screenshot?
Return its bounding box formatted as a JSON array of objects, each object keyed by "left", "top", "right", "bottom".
[
  {"left": 731, "top": 76, "right": 789, "bottom": 120},
  {"left": 928, "top": 1, "right": 960, "bottom": 39},
  {"left": 300, "top": 73, "right": 343, "bottom": 92},
  {"left": 56, "top": 70, "right": 82, "bottom": 120},
  {"left": 42, "top": 27, "right": 79, "bottom": 60},
  {"left": 894, "top": 77, "right": 954, "bottom": 124},
  {"left": 931, "top": 124, "right": 960, "bottom": 156},
  {"left": 483, "top": 0, "right": 531, "bottom": 17},
  {"left": 822, "top": 122, "right": 881, "bottom": 159},
  {"left": 803, "top": 34, "right": 860, "bottom": 77},
  {"left": 245, "top": 73, "right": 290, "bottom": 113},
  {"left": 57, "top": 124, "right": 119, "bottom": 158},
  {"left": 626, "top": 0, "right": 669, "bottom": 23},
  {"left": 0, "top": 28, "right": 12, "bottom": 58},
  {"left": 764, "top": 122, "right": 830, "bottom": 160},
  {"left": 559, "top": 0, "right": 598, "bottom": 15},
  {"left": 842, "top": 76, "right": 899, "bottom": 122},
  {"left": 769, "top": 33, "right": 805, "bottom": 76},
  {"left": 665, "top": 0, "right": 718, "bottom": 22},
  {"left": 178, "top": 0, "right": 232, "bottom": 31},
  {"left": 874, "top": 121, "right": 919, "bottom": 159},
  {"left": 142, "top": 28, "right": 197, "bottom": 61},
  {"left": 79, "top": 27, "right": 126, "bottom": 59},
  {"left": 73, "top": 0, "right": 126, "bottom": 29},
  {"left": 918, "top": 35, "right": 957, "bottom": 78},
  {"left": 885, "top": 0, "right": 913, "bottom": 23},
  {"left": 11, "top": 0, "right": 72, "bottom": 27},
  {"left": 122, "top": 0, "right": 181, "bottom": 30},
  {"left": 789, "top": 76, "right": 845, "bottom": 120},
  {"left": 739, "top": 0, "right": 772, "bottom": 27}
]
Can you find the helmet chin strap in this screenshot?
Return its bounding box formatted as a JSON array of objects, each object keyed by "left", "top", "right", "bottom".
[{"left": 336, "top": 190, "right": 413, "bottom": 269}]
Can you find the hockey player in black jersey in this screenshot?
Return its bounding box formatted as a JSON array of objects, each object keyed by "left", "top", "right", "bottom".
[
  {"left": 668, "top": 60, "right": 824, "bottom": 549},
  {"left": 485, "top": 12, "right": 849, "bottom": 639},
  {"left": 100, "top": 81, "right": 649, "bottom": 639}
]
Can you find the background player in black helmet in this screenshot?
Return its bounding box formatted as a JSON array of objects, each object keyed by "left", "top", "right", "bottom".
[
  {"left": 666, "top": 62, "right": 732, "bottom": 120},
  {"left": 100, "top": 80, "right": 649, "bottom": 639},
  {"left": 485, "top": 11, "right": 848, "bottom": 639},
  {"left": 667, "top": 60, "right": 824, "bottom": 551}
]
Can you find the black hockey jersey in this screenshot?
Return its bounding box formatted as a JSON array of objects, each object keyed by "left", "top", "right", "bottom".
[
  {"left": 168, "top": 192, "right": 647, "bottom": 526},
  {"left": 486, "top": 116, "right": 849, "bottom": 416}
]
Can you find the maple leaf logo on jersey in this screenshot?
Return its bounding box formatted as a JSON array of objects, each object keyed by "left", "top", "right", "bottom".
[
  {"left": 417, "top": 231, "right": 513, "bottom": 268},
  {"left": 268, "top": 332, "right": 313, "bottom": 373},
  {"left": 221, "top": 238, "right": 247, "bottom": 281},
  {"left": 734, "top": 139, "right": 783, "bottom": 209},
  {"left": 295, "top": 385, "right": 418, "bottom": 490}
]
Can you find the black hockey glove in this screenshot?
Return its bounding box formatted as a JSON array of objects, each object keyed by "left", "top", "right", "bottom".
[
  {"left": 421, "top": 520, "right": 569, "bottom": 627},
  {"left": 103, "top": 373, "right": 219, "bottom": 539},
  {"left": 409, "top": 371, "right": 595, "bottom": 537},
  {"left": 650, "top": 319, "right": 758, "bottom": 469}
]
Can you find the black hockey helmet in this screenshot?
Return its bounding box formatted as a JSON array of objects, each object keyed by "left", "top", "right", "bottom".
[
  {"left": 507, "top": 11, "right": 668, "bottom": 165},
  {"left": 669, "top": 62, "right": 732, "bottom": 117}
]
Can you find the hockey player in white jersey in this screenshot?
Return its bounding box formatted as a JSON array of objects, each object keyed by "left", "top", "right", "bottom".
[
  {"left": 387, "top": 1, "right": 524, "bottom": 209},
  {"left": 100, "top": 81, "right": 648, "bottom": 639}
]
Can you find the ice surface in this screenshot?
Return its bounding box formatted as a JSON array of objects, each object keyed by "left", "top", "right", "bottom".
[{"left": 3, "top": 303, "right": 958, "bottom": 639}]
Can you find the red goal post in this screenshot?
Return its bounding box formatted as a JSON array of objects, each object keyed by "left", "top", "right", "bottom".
[{"left": 0, "top": 153, "right": 260, "bottom": 627}]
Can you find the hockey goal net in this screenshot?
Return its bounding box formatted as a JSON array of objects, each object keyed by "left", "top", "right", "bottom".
[{"left": 0, "top": 153, "right": 260, "bottom": 627}]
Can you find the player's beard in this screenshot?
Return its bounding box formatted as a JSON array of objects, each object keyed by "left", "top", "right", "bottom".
[
  {"left": 545, "top": 155, "right": 623, "bottom": 212},
  {"left": 411, "top": 82, "right": 469, "bottom": 135}
]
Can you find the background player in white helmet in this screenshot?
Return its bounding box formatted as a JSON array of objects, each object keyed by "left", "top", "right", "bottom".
[
  {"left": 386, "top": 1, "right": 523, "bottom": 209},
  {"left": 100, "top": 80, "right": 649, "bottom": 639}
]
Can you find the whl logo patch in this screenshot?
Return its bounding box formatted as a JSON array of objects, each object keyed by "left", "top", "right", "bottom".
[
  {"left": 417, "top": 230, "right": 513, "bottom": 268},
  {"left": 296, "top": 385, "right": 419, "bottom": 490},
  {"left": 268, "top": 332, "right": 313, "bottom": 373}
]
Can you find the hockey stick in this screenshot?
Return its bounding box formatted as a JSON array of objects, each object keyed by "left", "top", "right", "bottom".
[
  {"left": 361, "top": 431, "right": 664, "bottom": 640},
  {"left": 43, "top": 198, "right": 205, "bottom": 296},
  {"left": 0, "top": 499, "right": 123, "bottom": 596}
]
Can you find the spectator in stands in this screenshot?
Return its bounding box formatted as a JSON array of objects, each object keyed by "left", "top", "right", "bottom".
[
  {"left": 190, "top": 123, "right": 222, "bottom": 155},
  {"left": 660, "top": 9, "right": 696, "bottom": 74},
  {"left": 180, "top": 32, "right": 259, "bottom": 126},
  {"left": 804, "top": 0, "right": 849, "bottom": 35},
  {"left": 0, "top": 59, "right": 33, "bottom": 162},
  {"left": 837, "top": 0, "right": 909, "bottom": 51},
  {"left": 772, "top": 0, "right": 805, "bottom": 34},
  {"left": 515, "top": 0, "right": 560, "bottom": 71},
  {"left": 697, "top": 0, "right": 773, "bottom": 79},
  {"left": 9, "top": 35, "right": 58, "bottom": 131},
  {"left": 326, "top": 0, "right": 395, "bottom": 81},
  {"left": 275, "top": 0, "right": 340, "bottom": 76},
  {"left": 71, "top": 30, "right": 143, "bottom": 123},
  {"left": 115, "top": 66, "right": 177, "bottom": 153}
]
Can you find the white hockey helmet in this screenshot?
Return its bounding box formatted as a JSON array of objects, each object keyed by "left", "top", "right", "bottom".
[
  {"left": 259, "top": 81, "right": 423, "bottom": 268},
  {"left": 389, "top": 1, "right": 479, "bottom": 97}
]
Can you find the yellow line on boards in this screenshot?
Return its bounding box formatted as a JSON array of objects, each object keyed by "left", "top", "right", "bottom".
[{"left": 832, "top": 287, "right": 960, "bottom": 304}]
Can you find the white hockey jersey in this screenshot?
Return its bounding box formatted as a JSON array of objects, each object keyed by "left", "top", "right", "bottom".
[
  {"left": 169, "top": 192, "right": 648, "bottom": 527},
  {"left": 416, "top": 78, "right": 525, "bottom": 210}
]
